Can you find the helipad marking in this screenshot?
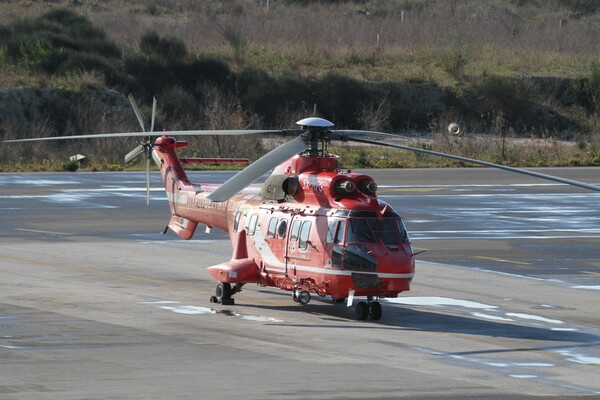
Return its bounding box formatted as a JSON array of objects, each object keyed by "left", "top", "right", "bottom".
[
  {"left": 16, "top": 228, "right": 71, "bottom": 236},
  {"left": 473, "top": 256, "right": 530, "bottom": 266}
]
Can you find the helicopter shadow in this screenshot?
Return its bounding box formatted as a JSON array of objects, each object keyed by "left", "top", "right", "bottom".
[{"left": 239, "top": 290, "right": 600, "bottom": 346}]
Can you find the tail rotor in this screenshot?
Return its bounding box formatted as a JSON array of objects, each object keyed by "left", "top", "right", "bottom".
[{"left": 125, "top": 94, "right": 157, "bottom": 205}]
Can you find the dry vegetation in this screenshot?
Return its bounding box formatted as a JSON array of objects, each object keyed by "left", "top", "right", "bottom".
[{"left": 0, "top": 0, "right": 599, "bottom": 171}]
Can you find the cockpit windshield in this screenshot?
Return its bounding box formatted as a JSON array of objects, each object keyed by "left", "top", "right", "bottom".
[{"left": 346, "top": 217, "right": 409, "bottom": 245}]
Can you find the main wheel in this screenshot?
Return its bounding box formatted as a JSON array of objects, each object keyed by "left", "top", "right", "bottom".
[
  {"left": 355, "top": 301, "right": 369, "bottom": 320},
  {"left": 369, "top": 301, "right": 382, "bottom": 320},
  {"left": 298, "top": 291, "right": 311, "bottom": 305}
]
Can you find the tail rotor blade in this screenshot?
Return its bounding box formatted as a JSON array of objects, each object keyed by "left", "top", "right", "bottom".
[
  {"left": 128, "top": 93, "right": 146, "bottom": 132},
  {"left": 146, "top": 157, "right": 151, "bottom": 206},
  {"left": 124, "top": 144, "right": 145, "bottom": 164},
  {"left": 150, "top": 97, "right": 157, "bottom": 133}
]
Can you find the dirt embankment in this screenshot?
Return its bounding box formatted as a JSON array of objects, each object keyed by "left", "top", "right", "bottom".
[{"left": 0, "top": 75, "right": 583, "bottom": 142}]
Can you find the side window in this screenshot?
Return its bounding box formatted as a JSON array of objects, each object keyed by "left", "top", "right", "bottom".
[
  {"left": 277, "top": 219, "right": 288, "bottom": 239},
  {"left": 334, "top": 220, "right": 346, "bottom": 244},
  {"left": 326, "top": 220, "right": 346, "bottom": 244},
  {"left": 298, "top": 221, "right": 312, "bottom": 251},
  {"left": 326, "top": 220, "right": 337, "bottom": 243},
  {"left": 233, "top": 211, "right": 241, "bottom": 232},
  {"left": 290, "top": 220, "right": 301, "bottom": 241},
  {"left": 267, "top": 217, "right": 278, "bottom": 237},
  {"left": 247, "top": 214, "right": 258, "bottom": 236}
]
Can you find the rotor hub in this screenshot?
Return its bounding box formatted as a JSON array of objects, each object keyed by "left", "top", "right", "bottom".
[{"left": 296, "top": 117, "right": 335, "bottom": 156}]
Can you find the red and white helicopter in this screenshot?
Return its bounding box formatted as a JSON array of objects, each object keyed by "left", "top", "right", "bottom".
[{"left": 6, "top": 97, "right": 600, "bottom": 320}]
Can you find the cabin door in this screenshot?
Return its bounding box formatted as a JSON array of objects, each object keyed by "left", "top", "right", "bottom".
[{"left": 285, "top": 216, "right": 312, "bottom": 277}]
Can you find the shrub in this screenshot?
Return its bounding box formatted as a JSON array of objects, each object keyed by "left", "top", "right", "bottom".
[
  {"left": 438, "top": 44, "right": 472, "bottom": 81},
  {"left": 235, "top": 68, "right": 282, "bottom": 124},
  {"left": 19, "top": 40, "right": 52, "bottom": 71},
  {"left": 217, "top": 23, "right": 247, "bottom": 66},
  {"left": 125, "top": 55, "right": 174, "bottom": 98},
  {"left": 1, "top": 9, "right": 121, "bottom": 76},
  {"left": 173, "top": 57, "right": 231, "bottom": 92},
  {"left": 57, "top": 52, "right": 131, "bottom": 89},
  {"left": 159, "top": 85, "right": 196, "bottom": 122},
  {"left": 555, "top": 0, "right": 600, "bottom": 15},
  {"left": 0, "top": 45, "right": 7, "bottom": 65},
  {"left": 473, "top": 75, "right": 534, "bottom": 131},
  {"left": 63, "top": 160, "right": 79, "bottom": 171},
  {"left": 139, "top": 30, "right": 187, "bottom": 61},
  {"left": 312, "top": 73, "right": 370, "bottom": 127},
  {"left": 585, "top": 61, "right": 600, "bottom": 113}
]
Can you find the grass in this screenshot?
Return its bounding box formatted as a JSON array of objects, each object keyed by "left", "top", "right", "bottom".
[
  {"left": 2, "top": 135, "right": 598, "bottom": 173},
  {"left": 0, "top": 0, "right": 599, "bottom": 170}
]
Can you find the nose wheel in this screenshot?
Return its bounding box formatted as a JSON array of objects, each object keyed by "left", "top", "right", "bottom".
[{"left": 355, "top": 300, "right": 382, "bottom": 321}]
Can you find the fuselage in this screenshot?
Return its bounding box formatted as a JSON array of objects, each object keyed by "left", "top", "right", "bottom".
[{"left": 154, "top": 135, "right": 415, "bottom": 300}]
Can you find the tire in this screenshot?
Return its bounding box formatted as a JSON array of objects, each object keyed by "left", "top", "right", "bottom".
[
  {"left": 298, "top": 291, "right": 311, "bottom": 305},
  {"left": 216, "top": 282, "right": 232, "bottom": 300},
  {"left": 355, "top": 302, "right": 369, "bottom": 320},
  {"left": 370, "top": 301, "right": 382, "bottom": 320}
]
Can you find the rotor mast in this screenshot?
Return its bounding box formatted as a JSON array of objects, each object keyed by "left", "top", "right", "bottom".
[{"left": 296, "top": 117, "right": 335, "bottom": 157}]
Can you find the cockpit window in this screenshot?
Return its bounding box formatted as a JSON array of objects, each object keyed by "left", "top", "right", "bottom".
[
  {"left": 347, "top": 219, "right": 375, "bottom": 243},
  {"left": 346, "top": 217, "right": 409, "bottom": 245}
]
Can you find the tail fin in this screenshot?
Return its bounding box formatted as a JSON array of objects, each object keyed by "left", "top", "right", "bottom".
[{"left": 154, "top": 136, "right": 196, "bottom": 239}]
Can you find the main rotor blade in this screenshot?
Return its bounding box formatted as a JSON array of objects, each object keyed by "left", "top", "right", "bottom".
[
  {"left": 124, "top": 144, "right": 145, "bottom": 164},
  {"left": 128, "top": 94, "right": 146, "bottom": 132},
  {"left": 334, "top": 129, "right": 414, "bottom": 141},
  {"left": 3, "top": 129, "right": 281, "bottom": 143},
  {"left": 206, "top": 136, "right": 308, "bottom": 202},
  {"left": 342, "top": 135, "right": 600, "bottom": 193}
]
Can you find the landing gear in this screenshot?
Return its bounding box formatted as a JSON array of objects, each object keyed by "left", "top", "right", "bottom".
[
  {"left": 292, "top": 290, "right": 311, "bottom": 305},
  {"left": 370, "top": 301, "right": 382, "bottom": 320},
  {"left": 355, "top": 301, "right": 369, "bottom": 320},
  {"left": 355, "top": 299, "right": 382, "bottom": 321},
  {"left": 210, "top": 282, "right": 244, "bottom": 305}
]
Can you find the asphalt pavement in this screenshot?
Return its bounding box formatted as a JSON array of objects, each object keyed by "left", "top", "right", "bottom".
[{"left": 0, "top": 167, "right": 599, "bottom": 399}]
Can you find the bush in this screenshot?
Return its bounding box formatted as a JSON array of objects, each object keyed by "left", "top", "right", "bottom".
[
  {"left": 1, "top": 9, "right": 121, "bottom": 76},
  {"left": 312, "top": 73, "right": 370, "bottom": 127},
  {"left": 236, "top": 68, "right": 282, "bottom": 124},
  {"left": 125, "top": 55, "right": 174, "bottom": 98},
  {"left": 585, "top": 61, "right": 600, "bottom": 113},
  {"left": 139, "top": 30, "right": 187, "bottom": 61},
  {"left": 555, "top": 0, "right": 600, "bottom": 15},
  {"left": 173, "top": 57, "right": 231, "bottom": 92},
  {"left": 159, "top": 85, "right": 196, "bottom": 122},
  {"left": 63, "top": 160, "right": 79, "bottom": 171},
  {"left": 473, "top": 75, "right": 533, "bottom": 130}
]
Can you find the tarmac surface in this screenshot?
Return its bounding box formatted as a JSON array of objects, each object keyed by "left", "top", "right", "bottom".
[{"left": 0, "top": 167, "right": 599, "bottom": 399}]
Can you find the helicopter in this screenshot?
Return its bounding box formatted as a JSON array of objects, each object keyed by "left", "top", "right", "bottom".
[{"left": 5, "top": 96, "right": 600, "bottom": 320}]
